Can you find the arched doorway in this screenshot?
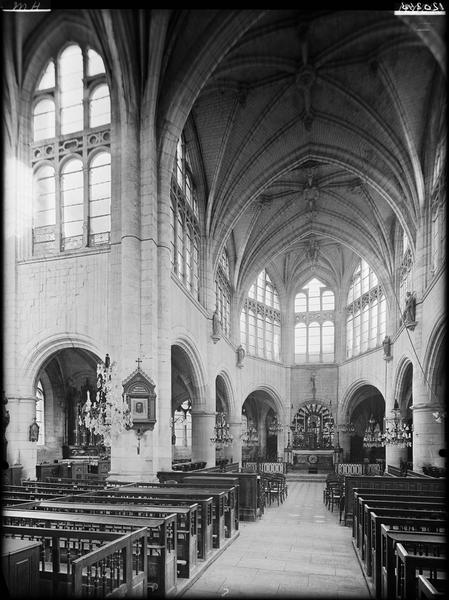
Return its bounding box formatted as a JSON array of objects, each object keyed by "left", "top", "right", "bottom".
[
  {"left": 34, "top": 348, "right": 102, "bottom": 463},
  {"left": 347, "top": 385, "right": 385, "bottom": 464},
  {"left": 171, "top": 346, "right": 195, "bottom": 465},
  {"left": 241, "top": 391, "right": 282, "bottom": 463}
]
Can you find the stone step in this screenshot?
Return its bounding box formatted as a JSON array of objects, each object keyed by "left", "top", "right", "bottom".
[{"left": 286, "top": 472, "right": 327, "bottom": 482}]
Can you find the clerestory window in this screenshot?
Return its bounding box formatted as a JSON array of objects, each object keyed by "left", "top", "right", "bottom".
[
  {"left": 170, "top": 135, "right": 200, "bottom": 300},
  {"left": 240, "top": 270, "right": 281, "bottom": 361},
  {"left": 346, "top": 259, "right": 386, "bottom": 358},
  {"left": 31, "top": 44, "right": 111, "bottom": 255},
  {"left": 295, "top": 278, "right": 335, "bottom": 363}
]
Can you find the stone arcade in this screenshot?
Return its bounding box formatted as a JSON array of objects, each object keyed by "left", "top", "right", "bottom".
[{"left": 2, "top": 8, "right": 446, "bottom": 485}]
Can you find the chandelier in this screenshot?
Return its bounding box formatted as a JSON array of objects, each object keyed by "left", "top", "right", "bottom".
[
  {"left": 79, "top": 355, "right": 133, "bottom": 447},
  {"left": 268, "top": 415, "right": 284, "bottom": 435},
  {"left": 338, "top": 420, "right": 355, "bottom": 435},
  {"left": 210, "top": 412, "right": 233, "bottom": 449},
  {"left": 363, "top": 414, "right": 383, "bottom": 448},
  {"left": 383, "top": 399, "right": 412, "bottom": 447},
  {"left": 241, "top": 419, "right": 259, "bottom": 446}
]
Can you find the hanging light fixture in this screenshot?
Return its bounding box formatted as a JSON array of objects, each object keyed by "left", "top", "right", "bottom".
[
  {"left": 338, "top": 420, "right": 355, "bottom": 435},
  {"left": 268, "top": 414, "right": 284, "bottom": 435},
  {"left": 241, "top": 418, "right": 259, "bottom": 446},
  {"left": 210, "top": 412, "right": 233, "bottom": 449},
  {"left": 363, "top": 414, "right": 383, "bottom": 448},
  {"left": 383, "top": 399, "right": 413, "bottom": 447},
  {"left": 79, "top": 355, "right": 133, "bottom": 447}
]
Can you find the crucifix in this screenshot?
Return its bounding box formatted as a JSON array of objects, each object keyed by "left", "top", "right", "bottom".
[{"left": 136, "top": 357, "right": 142, "bottom": 370}]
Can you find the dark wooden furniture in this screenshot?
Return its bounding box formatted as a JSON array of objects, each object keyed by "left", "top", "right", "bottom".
[
  {"left": 417, "top": 574, "right": 447, "bottom": 599},
  {"left": 354, "top": 496, "right": 446, "bottom": 554},
  {"left": 3, "top": 526, "right": 147, "bottom": 597},
  {"left": 380, "top": 526, "right": 446, "bottom": 600},
  {"left": 2, "top": 536, "right": 41, "bottom": 598},
  {"left": 343, "top": 476, "right": 446, "bottom": 526},
  {"left": 3, "top": 508, "right": 177, "bottom": 596},
  {"left": 158, "top": 470, "right": 264, "bottom": 521},
  {"left": 85, "top": 488, "right": 214, "bottom": 560},
  {"left": 182, "top": 475, "right": 239, "bottom": 536},
  {"left": 362, "top": 505, "right": 446, "bottom": 574},
  {"left": 118, "top": 485, "right": 227, "bottom": 550},
  {"left": 36, "top": 498, "right": 199, "bottom": 579},
  {"left": 367, "top": 513, "right": 446, "bottom": 598},
  {"left": 395, "top": 541, "right": 447, "bottom": 600}
]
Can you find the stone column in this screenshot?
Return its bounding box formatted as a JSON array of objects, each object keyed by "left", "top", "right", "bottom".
[
  {"left": 224, "top": 419, "right": 242, "bottom": 466},
  {"left": 191, "top": 410, "right": 216, "bottom": 467},
  {"left": 412, "top": 404, "right": 445, "bottom": 471},
  {"left": 257, "top": 413, "right": 267, "bottom": 458},
  {"left": 385, "top": 445, "right": 408, "bottom": 470},
  {"left": 7, "top": 397, "right": 38, "bottom": 480}
]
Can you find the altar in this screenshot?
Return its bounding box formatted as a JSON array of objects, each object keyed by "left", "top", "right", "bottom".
[{"left": 291, "top": 449, "right": 334, "bottom": 473}]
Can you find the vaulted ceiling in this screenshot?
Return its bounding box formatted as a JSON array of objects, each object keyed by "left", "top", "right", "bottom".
[
  {"left": 4, "top": 9, "right": 446, "bottom": 301},
  {"left": 157, "top": 9, "right": 445, "bottom": 299}
]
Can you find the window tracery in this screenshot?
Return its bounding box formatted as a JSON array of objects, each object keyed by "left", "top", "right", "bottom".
[
  {"left": 240, "top": 270, "right": 281, "bottom": 361},
  {"left": 31, "top": 45, "right": 111, "bottom": 256},
  {"left": 295, "top": 278, "right": 335, "bottom": 363}
]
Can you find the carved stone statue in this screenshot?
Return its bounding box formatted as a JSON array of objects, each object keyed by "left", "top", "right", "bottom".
[
  {"left": 382, "top": 335, "right": 391, "bottom": 358},
  {"left": 236, "top": 345, "right": 245, "bottom": 367},
  {"left": 310, "top": 372, "right": 317, "bottom": 399},
  {"left": 403, "top": 291, "right": 416, "bottom": 325},
  {"left": 212, "top": 307, "right": 221, "bottom": 341}
]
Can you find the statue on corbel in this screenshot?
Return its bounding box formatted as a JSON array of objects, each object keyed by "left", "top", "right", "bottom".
[
  {"left": 382, "top": 335, "right": 393, "bottom": 361},
  {"left": 212, "top": 306, "right": 222, "bottom": 343},
  {"left": 402, "top": 291, "right": 417, "bottom": 330},
  {"left": 236, "top": 345, "right": 245, "bottom": 368}
]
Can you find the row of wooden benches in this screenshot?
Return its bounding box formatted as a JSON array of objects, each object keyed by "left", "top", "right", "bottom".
[
  {"left": 344, "top": 475, "right": 447, "bottom": 600},
  {"left": 2, "top": 474, "right": 250, "bottom": 597}
]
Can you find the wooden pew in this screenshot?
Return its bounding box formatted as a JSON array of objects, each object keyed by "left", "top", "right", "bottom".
[
  {"left": 158, "top": 470, "right": 264, "bottom": 521},
  {"left": 181, "top": 475, "right": 239, "bottom": 536},
  {"left": 362, "top": 505, "right": 446, "bottom": 575},
  {"left": 83, "top": 489, "right": 214, "bottom": 560},
  {"left": 3, "top": 508, "right": 177, "bottom": 596},
  {"left": 395, "top": 541, "right": 447, "bottom": 600},
  {"left": 119, "top": 485, "right": 227, "bottom": 551},
  {"left": 3, "top": 525, "right": 147, "bottom": 597},
  {"left": 367, "top": 513, "right": 446, "bottom": 597},
  {"left": 347, "top": 487, "right": 447, "bottom": 528},
  {"left": 34, "top": 498, "right": 199, "bottom": 579},
  {"left": 380, "top": 525, "right": 446, "bottom": 600},
  {"left": 417, "top": 574, "right": 448, "bottom": 599},
  {"left": 353, "top": 496, "right": 446, "bottom": 553},
  {"left": 343, "top": 476, "right": 446, "bottom": 526},
  {"left": 350, "top": 490, "right": 447, "bottom": 536}
]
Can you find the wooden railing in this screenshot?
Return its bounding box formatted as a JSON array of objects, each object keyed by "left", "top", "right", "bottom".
[
  {"left": 336, "top": 463, "right": 382, "bottom": 476},
  {"left": 242, "top": 461, "right": 287, "bottom": 474},
  {"left": 72, "top": 527, "right": 148, "bottom": 597}
]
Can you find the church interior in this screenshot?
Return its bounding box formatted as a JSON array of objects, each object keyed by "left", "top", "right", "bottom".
[{"left": 2, "top": 8, "right": 447, "bottom": 599}]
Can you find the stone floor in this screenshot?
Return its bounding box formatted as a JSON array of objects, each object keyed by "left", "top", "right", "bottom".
[{"left": 179, "top": 479, "right": 371, "bottom": 599}]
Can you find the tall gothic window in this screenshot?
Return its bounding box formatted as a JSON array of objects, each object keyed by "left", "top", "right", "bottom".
[
  {"left": 31, "top": 45, "right": 111, "bottom": 255},
  {"left": 36, "top": 379, "right": 45, "bottom": 445},
  {"left": 399, "top": 232, "right": 413, "bottom": 314},
  {"left": 346, "top": 259, "right": 386, "bottom": 358},
  {"left": 170, "top": 135, "right": 200, "bottom": 300},
  {"left": 295, "top": 278, "right": 335, "bottom": 363},
  {"left": 240, "top": 270, "right": 281, "bottom": 361},
  {"left": 215, "top": 249, "right": 231, "bottom": 337}
]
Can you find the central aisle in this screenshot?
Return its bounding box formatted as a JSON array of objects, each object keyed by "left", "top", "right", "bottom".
[{"left": 180, "top": 480, "right": 371, "bottom": 598}]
